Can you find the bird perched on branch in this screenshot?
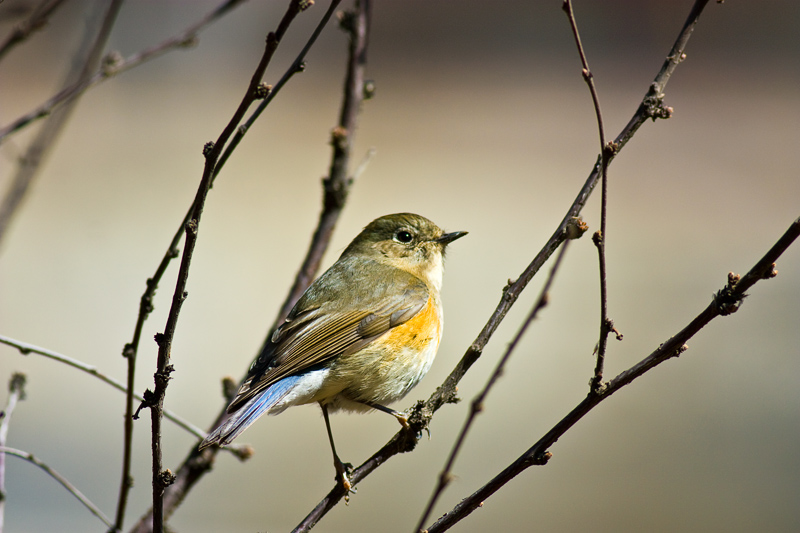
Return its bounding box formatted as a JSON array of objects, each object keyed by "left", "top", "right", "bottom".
[{"left": 200, "top": 213, "right": 466, "bottom": 492}]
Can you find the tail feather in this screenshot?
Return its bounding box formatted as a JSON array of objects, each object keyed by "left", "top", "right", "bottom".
[{"left": 199, "top": 375, "right": 301, "bottom": 449}]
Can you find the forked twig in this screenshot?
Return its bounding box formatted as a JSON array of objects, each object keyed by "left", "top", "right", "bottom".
[
  {"left": 127, "top": 1, "right": 357, "bottom": 530},
  {"left": 562, "top": 0, "right": 617, "bottom": 391},
  {"left": 0, "top": 446, "right": 114, "bottom": 530},
  {"left": 0, "top": 0, "right": 69, "bottom": 62},
  {"left": 0, "top": 0, "right": 249, "bottom": 142},
  {"left": 141, "top": 3, "right": 314, "bottom": 532},
  {"left": 296, "top": 1, "right": 712, "bottom": 529},
  {"left": 1, "top": 373, "right": 27, "bottom": 533},
  {"left": 414, "top": 234, "right": 578, "bottom": 532},
  {"left": 425, "top": 216, "right": 797, "bottom": 532},
  {"left": 0, "top": 0, "right": 123, "bottom": 247},
  {"left": 0, "top": 335, "right": 252, "bottom": 454},
  {"left": 110, "top": 1, "right": 281, "bottom": 529}
]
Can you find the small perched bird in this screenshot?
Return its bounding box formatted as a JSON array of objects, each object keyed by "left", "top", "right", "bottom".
[{"left": 200, "top": 213, "right": 466, "bottom": 491}]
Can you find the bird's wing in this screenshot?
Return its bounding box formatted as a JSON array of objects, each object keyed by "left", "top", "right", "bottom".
[{"left": 227, "top": 261, "right": 430, "bottom": 413}]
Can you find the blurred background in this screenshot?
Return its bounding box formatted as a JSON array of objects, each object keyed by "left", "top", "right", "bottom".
[{"left": 1, "top": 0, "right": 799, "bottom": 531}]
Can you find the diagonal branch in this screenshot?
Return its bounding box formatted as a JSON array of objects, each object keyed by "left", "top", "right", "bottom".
[
  {"left": 0, "top": 0, "right": 69, "bottom": 62},
  {"left": 126, "top": 1, "right": 361, "bottom": 530},
  {"left": 0, "top": 446, "right": 114, "bottom": 530},
  {"left": 112, "top": 3, "right": 254, "bottom": 528},
  {"left": 0, "top": 372, "right": 27, "bottom": 533},
  {"left": 0, "top": 373, "right": 112, "bottom": 530},
  {"left": 295, "top": 0, "right": 713, "bottom": 528},
  {"left": 0, "top": 335, "right": 251, "bottom": 452},
  {"left": 0, "top": 0, "right": 124, "bottom": 248},
  {"left": 562, "top": 0, "right": 617, "bottom": 391},
  {"left": 414, "top": 232, "right": 580, "bottom": 532},
  {"left": 0, "top": 0, "right": 249, "bottom": 142},
  {"left": 425, "top": 215, "right": 799, "bottom": 533},
  {"left": 140, "top": 3, "right": 314, "bottom": 532}
]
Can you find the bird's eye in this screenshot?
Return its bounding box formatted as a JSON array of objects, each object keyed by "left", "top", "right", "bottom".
[{"left": 394, "top": 229, "right": 414, "bottom": 244}]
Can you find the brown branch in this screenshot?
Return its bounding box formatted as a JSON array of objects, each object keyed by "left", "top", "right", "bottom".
[
  {"left": 0, "top": 446, "right": 113, "bottom": 530},
  {"left": 0, "top": 373, "right": 27, "bottom": 533},
  {"left": 0, "top": 335, "right": 227, "bottom": 445},
  {"left": 112, "top": 4, "right": 252, "bottom": 529},
  {"left": 562, "top": 0, "right": 616, "bottom": 391},
  {"left": 0, "top": 373, "right": 112, "bottom": 529},
  {"left": 0, "top": 0, "right": 249, "bottom": 142},
  {"left": 139, "top": 3, "right": 312, "bottom": 532},
  {"left": 563, "top": 0, "right": 606, "bottom": 151},
  {"left": 0, "top": 0, "right": 123, "bottom": 248},
  {"left": 126, "top": 1, "right": 353, "bottom": 531},
  {"left": 296, "top": 0, "right": 712, "bottom": 528},
  {"left": 0, "top": 0, "right": 69, "bottom": 62},
  {"left": 273, "top": 0, "right": 369, "bottom": 328},
  {"left": 414, "top": 232, "right": 580, "bottom": 532},
  {"left": 213, "top": 0, "right": 344, "bottom": 199},
  {"left": 425, "top": 216, "right": 798, "bottom": 533}
]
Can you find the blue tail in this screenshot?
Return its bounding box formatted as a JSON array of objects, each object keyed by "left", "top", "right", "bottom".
[{"left": 201, "top": 375, "right": 302, "bottom": 448}]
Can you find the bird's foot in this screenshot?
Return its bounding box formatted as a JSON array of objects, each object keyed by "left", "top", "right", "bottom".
[
  {"left": 334, "top": 459, "right": 357, "bottom": 503},
  {"left": 395, "top": 413, "right": 410, "bottom": 429}
]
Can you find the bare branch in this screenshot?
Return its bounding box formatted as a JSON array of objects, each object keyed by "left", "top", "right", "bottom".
[
  {"left": 562, "top": 0, "right": 616, "bottom": 391},
  {"left": 0, "top": 0, "right": 248, "bottom": 142},
  {"left": 0, "top": 372, "right": 27, "bottom": 533},
  {"left": 0, "top": 446, "right": 114, "bottom": 530},
  {"left": 112, "top": 5, "right": 253, "bottom": 529},
  {"left": 415, "top": 231, "right": 579, "bottom": 532},
  {"left": 140, "top": 2, "right": 316, "bottom": 530},
  {"left": 562, "top": 0, "right": 606, "bottom": 151},
  {"left": 0, "top": 0, "right": 69, "bottom": 62},
  {"left": 123, "top": 2, "right": 347, "bottom": 531},
  {"left": 126, "top": 1, "right": 368, "bottom": 530},
  {"left": 296, "top": 0, "right": 714, "bottom": 527},
  {"left": 0, "top": 335, "right": 242, "bottom": 446},
  {"left": 0, "top": 0, "right": 123, "bottom": 248},
  {"left": 213, "top": 0, "right": 345, "bottom": 182},
  {"left": 425, "top": 215, "right": 799, "bottom": 533},
  {"left": 1, "top": 373, "right": 112, "bottom": 530}
]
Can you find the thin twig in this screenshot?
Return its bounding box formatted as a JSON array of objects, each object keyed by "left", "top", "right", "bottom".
[
  {"left": 0, "top": 335, "right": 243, "bottom": 445},
  {"left": 126, "top": 2, "right": 362, "bottom": 531},
  {"left": 0, "top": 373, "right": 27, "bottom": 533},
  {"left": 0, "top": 374, "right": 113, "bottom": 529},
  {"left": 266, "top": 0, "right": 364, "bottom": 329},
  {"left": 0, "top": 446, "right": 114, "bottom": 530},
  {"left": 563, "top": 0, "right": 617, "bottom": 391},
  {"left": 214, "top": 0, "right": 346, "bottom": 182},
  {"left": 0, "top": 0, "right": 248, "bottom": 142},
  {"left": 0, "top": 0, "right": 69, "bottom": 62},
  {"left": 563, "top": 0, "right": 606, "bottom": 150},
  {"left": 415, "top": 236, "right": 576, "bottom": 532},
  {"left": 0, "top": 0, "right": 123, "bottom": 248},
  {"left": 297, "top": 0, "right": 711, "bottom": 526},
  {"left": 120, "top": 8, "right": 345, "bottom": 481},
  {"left": 136, "top": 2, "right": 316, "bottom": 532},
  {"left": 111, "top": 6, "right": 253, "bottom": 527},
  {"left": 425, "top": 216, "right": 798, "bottom": 533}
]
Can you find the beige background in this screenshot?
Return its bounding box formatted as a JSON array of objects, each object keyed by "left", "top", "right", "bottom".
[{"left": 1, "top": 1, "right": 799, "bottom": 531}]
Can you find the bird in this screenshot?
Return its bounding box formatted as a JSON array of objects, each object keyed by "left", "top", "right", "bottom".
[{"left": 199, "top": 213, "right": 466, "bottom": 492}]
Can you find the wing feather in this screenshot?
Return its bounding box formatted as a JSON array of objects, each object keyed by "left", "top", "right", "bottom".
[{"left": 227, "top": 258, "right": 430, "bottom": 413}]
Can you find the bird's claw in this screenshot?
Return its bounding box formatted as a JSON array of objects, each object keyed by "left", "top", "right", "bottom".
[
  {"left": 397, "top": 414, "right": 410, "bottom": 429},
  {"left": 335, "top": 460, "right": 357, "bottom": 503}
]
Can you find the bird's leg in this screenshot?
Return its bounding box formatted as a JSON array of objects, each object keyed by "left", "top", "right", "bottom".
[
  {"left": 362, "top": 401, "right": 409, "bottom": 429},
  {"left": 320, "top": 402, "right": 356, "bottom": 500}
]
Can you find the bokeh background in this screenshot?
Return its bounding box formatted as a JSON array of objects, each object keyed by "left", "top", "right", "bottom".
[{"left": 1, "top": 1, "right": 799, "bottom": 531}]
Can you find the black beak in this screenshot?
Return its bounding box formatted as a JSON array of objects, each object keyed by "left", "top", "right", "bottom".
[{"left": 434, "top": 230, "right": 468, "bottom": 245}]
